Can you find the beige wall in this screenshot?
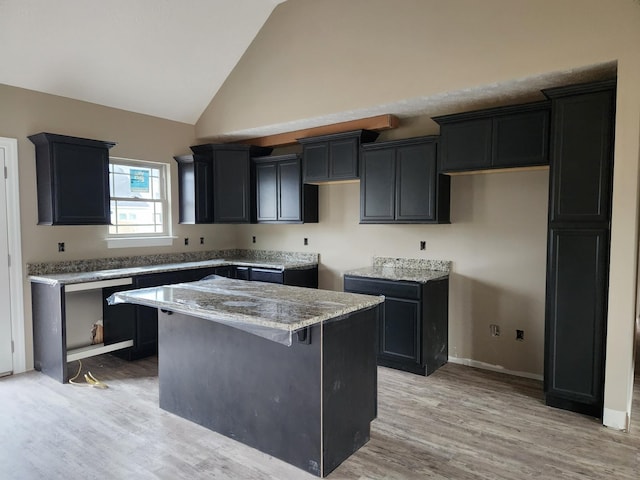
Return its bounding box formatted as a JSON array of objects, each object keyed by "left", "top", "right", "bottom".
[
  {"left": 0, "top": 83, "right": 237, "bottom": 370},
  {"left": 197, "top": 0, "right": 640, "bottom": 425}
]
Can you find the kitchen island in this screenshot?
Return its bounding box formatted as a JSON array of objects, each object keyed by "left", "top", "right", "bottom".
[{"left": 108, "top": 277, "right": 383, "bottom": 477}]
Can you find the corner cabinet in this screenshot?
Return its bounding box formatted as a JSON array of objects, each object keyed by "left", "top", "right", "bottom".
[
  {"left": 542, "top": 80, "right": 616, "bottom": 418},
  {"left": 253, "top": 154, "right": 318, "bottom": 223},
  {"left": 360, "top": 136, "right": 450, "bottom": 224},
  {"left": 343, "top": 275, "right": 449, "bottom": 376},
  {"left": 298, "top": 130, "right": 379, "bottom": 183},
  {"left": 433, "top": 102, "right": 550, "bottom": 174},
  {"left": 174, "top": 154, "right": 214, "bottom": 224},
  {"left": 28, "top": 132, "right": 116, "bottom": 225},
  {"left": 189, "top": 143, "right": 273, "bottom": 223}
]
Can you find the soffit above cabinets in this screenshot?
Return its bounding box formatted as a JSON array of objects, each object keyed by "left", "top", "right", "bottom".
[{"left": 0, "top": 0, "right": 286, "bottom": 124}]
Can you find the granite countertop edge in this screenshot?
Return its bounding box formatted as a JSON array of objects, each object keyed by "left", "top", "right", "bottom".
[
  {"left": 109, "top": 279, "right": 384, "bottom": 332},
  {"left": 29, "top": 258, "right": 318, "bottom": 286},
  {"left": 343, "top": 266, "right": 450, "bottom": 283}
]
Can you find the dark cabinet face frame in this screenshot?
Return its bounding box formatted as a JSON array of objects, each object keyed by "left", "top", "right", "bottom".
[
  {"left": 360, "top": 136, "right": 450, "bottom": 224},
  {"left": 253, "top": 154, "right": 318, "bottom": 224},
  {"left": 298, "top": 129, "right": 379, "bottom": 183},
  {"left": 28, "top": 132, "right": 116, "bottom": 225},
  {"left": 433, "top": 101, "right": 551, "bottom": 174},
  {"left": 542, "top": 79, "right": 616, "bottom": 418}
]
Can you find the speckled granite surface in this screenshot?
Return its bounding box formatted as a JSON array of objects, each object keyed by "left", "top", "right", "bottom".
[
  {"left": 344, "top": 257, "right": 451, "bottom": 283},
  {"left": 108, "top": 277, "right": 383, "bottom": 334},
  {"left": 28, "top": 249, "right": 319, "bottom": 285}
]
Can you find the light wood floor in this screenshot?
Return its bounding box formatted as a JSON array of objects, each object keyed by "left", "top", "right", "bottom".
[{"left": 1, "top": 354, "right": 638, "bottom": 480}]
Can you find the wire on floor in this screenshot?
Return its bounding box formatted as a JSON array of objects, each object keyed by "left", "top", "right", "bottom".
[{"left": 68, "top": 359, "right": 108, "bottom": 389}]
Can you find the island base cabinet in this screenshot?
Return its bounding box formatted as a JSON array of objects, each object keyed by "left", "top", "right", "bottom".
[{"left": 157, "top": 306, "right": 378, "bottom": 477}]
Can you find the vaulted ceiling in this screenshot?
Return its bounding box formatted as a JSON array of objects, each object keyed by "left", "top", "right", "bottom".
[{"left": 0, "top": 0, "right": 286, "bottom": 124}]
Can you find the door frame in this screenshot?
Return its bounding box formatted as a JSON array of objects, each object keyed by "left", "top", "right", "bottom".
[{"left": 0, "top": 137, "right": 25, "bottom": 374}]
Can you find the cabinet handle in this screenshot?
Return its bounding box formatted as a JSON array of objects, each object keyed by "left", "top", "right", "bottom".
[{"left": 160, "top": 309, "right": 173, "bottom": 315}]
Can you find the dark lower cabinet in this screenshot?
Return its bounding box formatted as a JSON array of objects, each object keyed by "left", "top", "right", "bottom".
[
  {"left": 543, "top": 79, "right": 616, "bottom": 418},
  {"left": 344, "top": 275, "right": 449, "bottom": 375},
  {"left": 215, "top": 265, "right": 318, "bottom": 289},
  {"left": 360, "top": 136, "right": 450, "bottom": 223},
  {"left": 104, "top": 267, "right": 219, "bottom": 361}
]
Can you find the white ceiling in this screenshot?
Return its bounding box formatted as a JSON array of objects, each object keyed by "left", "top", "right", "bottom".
[
  {"left": 0, "top": 0, "right": 616, "bottom": 138},
  {"left": 0, "top": 0, "right": 286, "bottom": 124}
]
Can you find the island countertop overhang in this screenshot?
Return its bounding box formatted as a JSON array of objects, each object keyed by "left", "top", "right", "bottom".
[{"left": 108, "top": 277, "right": 383, "bottom": 344}]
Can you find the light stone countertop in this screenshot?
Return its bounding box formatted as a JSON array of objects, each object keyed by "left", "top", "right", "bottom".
[
  {"left": 29, "top": 257, "right": 317, "bottom": 286},
  {"left": 107, "top": 277, "right": 384, "bottom": 336},
  {"left": 343, "top": 257, "right": 451, "bottom": 284},
  {"left": 343, "top": 266, "right": 449, "bottom": 283}
]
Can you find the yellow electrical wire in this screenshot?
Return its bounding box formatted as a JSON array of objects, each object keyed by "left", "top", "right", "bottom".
[{"left": 68, "top": 359, "right": 108, "bottom": 389}]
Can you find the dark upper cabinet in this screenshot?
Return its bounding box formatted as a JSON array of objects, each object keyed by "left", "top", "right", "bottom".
[
  {"left": 174, "top": 154, "right": 213, "bottom": 224},
  {"left": 253, "top": 154, "right": 318, "bottom": 223},
  {"left": 434, "top": 102, "right": 550, "bottom": 173},
  {"left": 545, "top": 87, "right": 615, "bottom": 224},
  {"left": 360, "top": 136, "right": 450, "bottom": 224},
  {"left": 28, "top": 132, "right": 116, "bottom": 225},
  {"left": 298, "top": 130, "right": 379, "bottom": 183},
  {"left": 542, "top": 79, "right": 616, "bottom": 418},
  {"left": 189, "top": 143, "right": 272, "bottom": 224}
]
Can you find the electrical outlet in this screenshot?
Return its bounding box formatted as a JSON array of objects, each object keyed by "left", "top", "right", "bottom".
[
  {"left": 420, "top": 241, "right": 426, "bottom": 251},
  {"left": 57, "top": 242, "right": 65, "bottom": 252},
  {"left": 252, "top": 236, "right": 256, "bottom": 244},
  {"left": 304, "top": 238, "right": 308, "bottom": 246},
  {"left": 184, "top": 238, "right": 189, "bottom": 246},
  {"left": 200, "top": 237, "right": 204, "bottom": 245},
  {"left": 490, "top": 324, "right": 500, "bottom": 337},
  {"left": 516, "top": 329, "right": 525, "bottom": 341}
]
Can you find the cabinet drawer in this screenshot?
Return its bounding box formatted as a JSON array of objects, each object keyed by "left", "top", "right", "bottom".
[
  {"left": 344, "top": 276, "right": 421, "bottom": 300},
  {"left": 250, "top": 268, "right": 284, "bottom": 284}
]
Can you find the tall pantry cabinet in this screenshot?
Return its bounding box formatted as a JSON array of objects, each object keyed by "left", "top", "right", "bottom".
[{"left": 543, "top": 80, "right": 616, "bottom": 418}]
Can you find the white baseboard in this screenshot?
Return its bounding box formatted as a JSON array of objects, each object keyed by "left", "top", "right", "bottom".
[
  {"left": 603, "top": 408, "right": 629, "bottom": 431},
  {"left": 448, "top": 356, "right": 543, "bottom": 381}
]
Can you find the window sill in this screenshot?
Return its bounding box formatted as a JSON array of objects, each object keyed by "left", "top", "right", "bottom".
[{"left": 106, "top": 236, "right": 176, "bottom": 249}]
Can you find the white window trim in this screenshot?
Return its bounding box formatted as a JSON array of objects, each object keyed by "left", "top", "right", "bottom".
[
  {"left": 106, "top": 235, "right": 177, "bottom": 249},
  {"left": 107, "top": 156, "right": 172, "bottom": 248}
]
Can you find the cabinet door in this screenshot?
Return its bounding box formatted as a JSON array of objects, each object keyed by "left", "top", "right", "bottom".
[
  {"left": 439, "top": 118, "right": 492, "bottom": 172},
  {"left": 549, "top": 90, "right": 614, "bottom": 224},
  {"left": 52, "top": 142, "right": 110, "bottom": 224},
  {"left": 302, "top": 143, "right": 329, "bottom": 182},
  {"left": 102, "top": 285, "right": 136, "bottom": 346},
  {"left": 278, "top": 159, "right": 302, "bottom": 221},
  {"left": 493, "top": 109, "right": 549, "bottom": 168},
  {"left": 360, "top": 148, "right": 395, "bottom": 222},
  {"left": 329, "top": 137, "right": 358, "bottom": 179},
  {"left": 214, "top": 150, "right": 250, "bottom": 223},
  {"left": 250, "top": 268, "right": 284, "bottom": 284},
  {"left": 380, "top": 297, "right": 421, "bottom": 364},
  {"left": 395, "top": 142, "right": 437, "bottom": 221},
  {"left": 194, "top": 159, "right": 214, "bottom": 223},
  {"left": 545, "top": 228, "right": 608, "bottom": 415},
  {"left": 256, "top": 162, "right": 278, "bottom": 222}
]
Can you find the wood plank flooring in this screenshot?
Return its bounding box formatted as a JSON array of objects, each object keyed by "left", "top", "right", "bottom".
[{"left": 1, "top": 354, "right": 638, "bottom": 479}]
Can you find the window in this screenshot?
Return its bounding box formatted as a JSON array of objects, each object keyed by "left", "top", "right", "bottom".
[{"left": 108, "top": 158, "right": 171, "bottom": 245}]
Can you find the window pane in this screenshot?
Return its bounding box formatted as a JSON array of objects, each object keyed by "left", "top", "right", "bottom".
[{"left": 109, "top": 159, "right": 168, "bottom": 237}]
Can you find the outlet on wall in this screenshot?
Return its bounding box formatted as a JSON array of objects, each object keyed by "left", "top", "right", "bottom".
[
  {"left": 57, "top": 242, "right": 65, "bottom": 252},
  {"left": 184, "top": 238, "right": 189, "bottom": 246},
  {"left": 252, "top": 236, "right": 256, "bottom": 244},
  {"left": 490, "top": 324, "right": 500, "bottom": 337},
  {"left": 420, "top": 241, "right": 426, "bottom": 251},
  {"left": 200, "top": 237, "right": 204, "bottom": 245},
  {"left": 516, "top": 329, "right": 525, "bottom": 341},
  {"left": 304, "top": 237, "right": 308, "bottom": 246}
]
